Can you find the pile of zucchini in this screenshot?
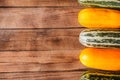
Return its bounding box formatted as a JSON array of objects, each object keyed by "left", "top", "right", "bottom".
[{"left": 78, "top": 0, "right": 120, "bottom": 80}]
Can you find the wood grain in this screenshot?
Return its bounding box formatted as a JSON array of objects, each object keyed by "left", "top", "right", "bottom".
[
  {"left": 0, "top": 71, "right": 84, "bottom": 80},
  {"left": 0, "top": 50, "right": 86, "bottom": 72},
  {"left": 0, "top": 29, "right": 84, "bottom": 51},
  {"left": 0, "top": 0, "right": 85, "bottom": 79},
  {"left": 0, "top": 0, "right": 80, "bottom": 7},
  {"left": 0, "top": 50, "right": 80, "bottom": 63},
  {"left": 0, "top": 28, "right": 86, "bottom": 72},
  {"left": 0, "top": 7, "right": 82, "bottom": 28}
]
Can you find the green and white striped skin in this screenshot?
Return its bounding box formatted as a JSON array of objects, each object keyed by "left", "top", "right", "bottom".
[
  {"left": 79, "top": 29, "right": 120, "bottom": 48},
  {"left": 80, "top": 70, "right": 120, "bottom": 80},
  {"left": 78, "top": 0, "right": 120, "bottom": 9}
]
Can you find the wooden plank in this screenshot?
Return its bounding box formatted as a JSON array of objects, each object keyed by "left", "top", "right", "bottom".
[
  {"left": 0, "top": 0, "right": 79, "bottom": 7},
  {"left": 0, "top": 71, "right": 84, "bottom": 80},
  {"left": 0, "top": 50, "right": 86, "bottom": 72},
  {"left": 0, "top": 50, "right": 80, "bottom": 63},
  {"left": 0, "top": 7, "right": 82, "bottom": 28},
  {"left": 0, "top": 28, "right": 84, "bottom": 51}
]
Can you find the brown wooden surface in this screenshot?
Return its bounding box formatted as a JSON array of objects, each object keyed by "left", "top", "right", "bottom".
[
  {"left": 0, "top": 0, "right": 86, "bottom": 80},
  {"left": 0, "top": 29, "right": 84, "bottom": 50},
  {"left": 0, "top": 71, "right": 84, "bottom": 80},
  {"left": 0, "top": 29, "right": 86, "bottom": 72},
  {"left": 0, "top": 50, "right": 86, "bottom": 72},
  {"left": 0, "top": 8, "right": 82, "bottom": 28},
  {"left": 0, "top": 0, "right": 80, "bottom": 7}
]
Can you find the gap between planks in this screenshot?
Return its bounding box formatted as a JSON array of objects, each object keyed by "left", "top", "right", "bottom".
[{"left": 0, "top": 27, "right": 84, "bottom": 30}]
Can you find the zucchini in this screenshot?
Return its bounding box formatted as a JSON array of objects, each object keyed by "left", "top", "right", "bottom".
[
  {"left": 78, "top": 0, "right": 120, "bottom": 9},
  {"left": 80, "top": 70, "right": 120, "bottom": 80},
  {"left": 80, "top": 48, "right": 120, "bottom": 71},
  {"left": 79, "top": 29, "right": 120, "bottom": 48},
  {"left": 78, "top": 8, "right": 120, "bottom": 29}
]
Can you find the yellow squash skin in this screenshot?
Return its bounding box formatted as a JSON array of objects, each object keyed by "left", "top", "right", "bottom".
[
  {"left": 80, "top": 48, "right": 120, "bottom": 71},
  {"left": 78, "top": 8, "right": 120, "bottom": 28}
]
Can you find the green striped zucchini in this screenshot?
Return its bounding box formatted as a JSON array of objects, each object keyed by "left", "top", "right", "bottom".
[
  {"left": 80, "top": 70, "right": 120, "bottom": 80},
  {"left": 79, "top": 29, "right": 120, "bottom": 48},
  {"left": 78, "top": 0, "right": 120, "bottom": 9}
]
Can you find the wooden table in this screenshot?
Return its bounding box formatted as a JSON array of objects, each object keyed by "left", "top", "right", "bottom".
[{"left": 0, "top": 0, "right": 86, "bottom": 79}]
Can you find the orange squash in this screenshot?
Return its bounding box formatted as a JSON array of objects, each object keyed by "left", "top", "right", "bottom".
[
  {"left": 78, "top": 8, "right": 120, "bottom": 28},
  {"left": 80, "top": 48, "right": 120, "bottom": 71}
]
